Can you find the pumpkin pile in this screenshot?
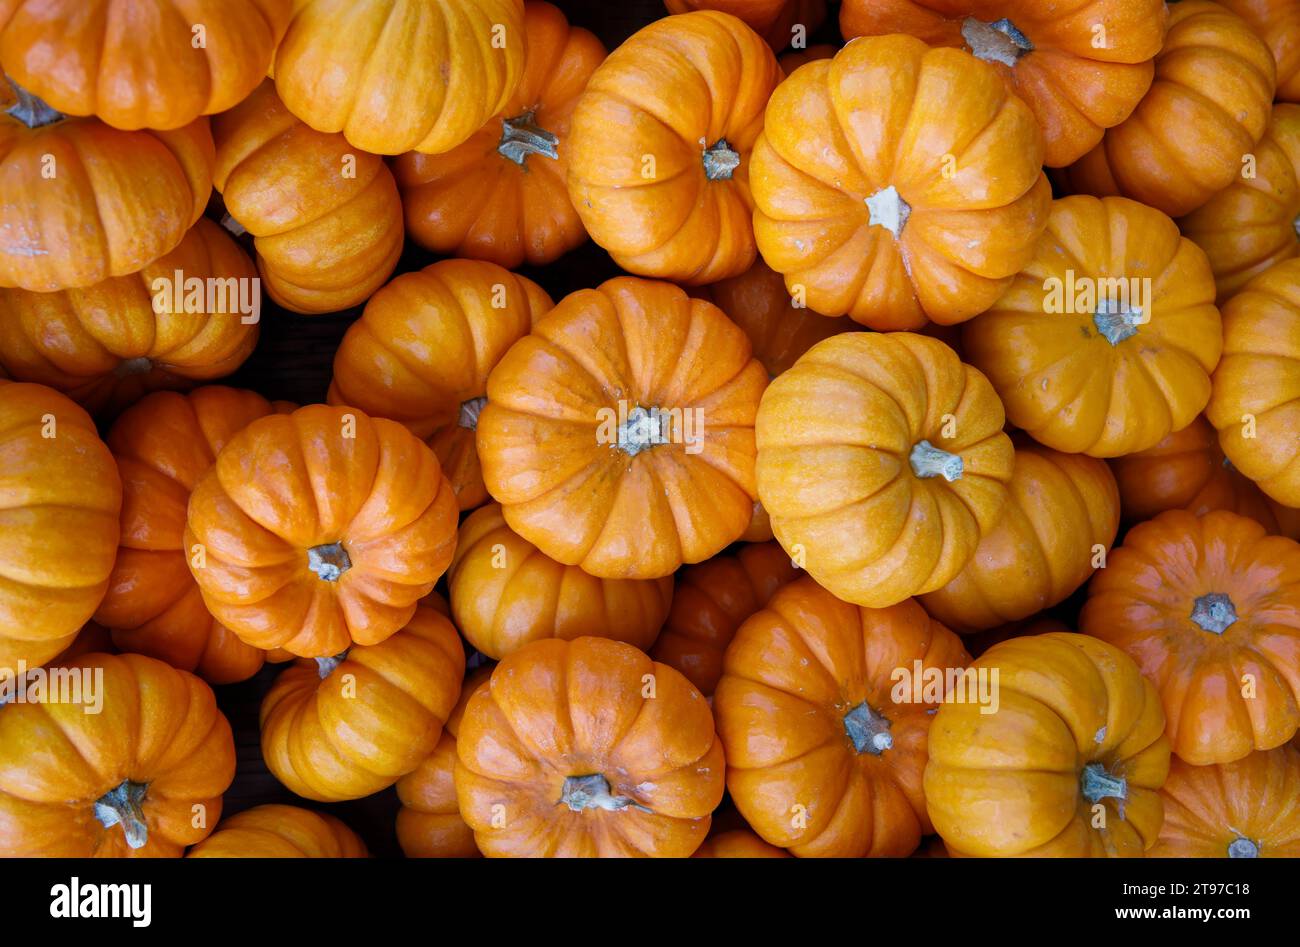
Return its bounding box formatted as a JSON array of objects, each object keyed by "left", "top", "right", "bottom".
[{"left": 2, "top": 0, "right": 1300, "bottom": 860}]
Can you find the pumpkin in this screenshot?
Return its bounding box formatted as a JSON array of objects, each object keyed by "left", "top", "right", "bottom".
[
  {"left": 778, "top": 43, "right": 837, "bottom": 75},
  {"left": 392, "top": 2, "right": 604, "bottom": 270},
  {"left": 693, "top": 828, "right": 790, "bottom": 857},
  {"left": 211, "top": 80, "right": 404, "bottom": 315},
  {"left": 1180, "top": 105, "right": 1300, "bottom": 304},
  {"left": 0, "top": 81, "right": 213, "bottom": 292},
  {"left": 1150, "top": 745, "right": 1300, "bottom": 857},
  {"left": 184, "top": 404, "right": 459, "bottom": 657},
  {"left": 925, "top": 632, "right": 1170, "bottom": 856},
  {"left": 839, "top": 0, "right": 1167, "bottom": 168},
  {"left": 755, "top": 331, "right": 1014, "bottom": 608},
  {"left": 750, "top": 34, "right": 1052, "bottom": 330},
  {"left": 1059, "top": 1, "right": 1276, "bottom": 218},
  {"left": 455, "top": 636, "right": 725, "bottom": 857},
  {"left": 0, "top": 652, "right": 235, "bottom": 856},
  {"left": 650, "top": 541, "right": 799, "bottom": 696},
  {"left": 0, "top": 219, "right": 260, "bottom": 417},
  {"left": 329, "top": 260, "right": 554, "bottom": 511},
  {"left": 261, "top": 597, "right": 465, "bottom": 802},
  {"left": 1208, "top": 257, "right": 1300, "bottom": 506},
  {"left": 0, "top": 1, "right": 291, "bottom": 130},
  {"left": 188, "top": 804, "right": 368, "bottom": 858},
  {"left": 963, "top": 195, "right": 1223, "bottom": 457},
  {"left": 273, "top": 0, "right": 526, "bottom": 156},
  {"left": 663, "top": 1, "right": 826, "bottom": 50},
  {"left": 396, "top": 665, "right": 492, "bottom": 859},
  {"left": 920, "top": 444, "right": 1120, "bottom": 634},
  {"left": 449, "top": 503, "right": 673, "bottom": 660},
  {"left": 94, "top": 388, "right": 287, "bottom": 685},
  {"left": 478, "top": 276, "right": 768, "bottom": 579},
  {"left": 1218, "top": 0, "right": 1300, "bottom": 102},
  {"left": 713, "top": 576, "right": 970, "bottom": 857},
  {"left": 0, "top": 382, "right": 121, "bottom": 670},
  {"left": 1080, "top": 509, "right": 1300, "bottom": 766},
  {"left": 566, "top": 11, "right": 781, "bottom": 284}
]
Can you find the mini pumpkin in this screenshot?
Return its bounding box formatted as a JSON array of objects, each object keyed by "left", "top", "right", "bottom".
[
  {"left": 1218, "top": 0, "right": 1300, "bottom": 102},
  {"left": 756, "top": 331, "right": 1014, "bottom": 608},
  {"left": 455, "top": 636, "right": 725, "bottom": 857},
  {"left": 478, "top": 277, "right": 767, "bottom": 579},
  {"left": 184, "top": 404, "right": 459, "bottom": 658},
  {"left": 714, "top": 576, "right": 970, "bottom": 857},
  {"left": 693, "top": 828, "right": 790, "bottom": 858},
  {"left": 751, "top": 34, "right": 1051, "bottom": 330},
  {"left": 664, "top": 1, "right": 826, "bottom": 49},
  {"left": 188, "top": 805, "right": 368, "bottom": 858},
  {"left": 567, "top": 11, "right": 781, "bottom": 284},
  {"left": 925, "top": 632, "right": 1170, "bottom": 857},
  {"left": 963, "top": 195, "right": 1223, "bottom": 457},
  {"left": 1081, "top": 509, "right": 1300, "bottom": 766}
]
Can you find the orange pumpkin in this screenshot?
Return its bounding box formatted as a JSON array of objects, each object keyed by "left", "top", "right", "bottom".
[
  {"left": 0, "top": 82, "right": 213, "bottom": 292},
  {"left": 693, "top": 828, "right": 790, "bottom": 857},
  {"left": 839, "top": 0, "right": 1167, "bottom": 168},
  {"left": 567, "top": 11, "right": 781, "bottom": 284},
  {"left": 0, "top": 652, "right": 235, "bottom": 856},
  {"left": 756, "top": 331, "right": 1014, "bottom": 608},
  {"left": 393, "top": 2, "right": 603, "bottom": 269},
  {"left": 184, "top": 404, "right": 459, "bottom": 658},
  {"left": 1218, "top": 0, "right": 1300, "bottom": 102},
  {"left": 751, "top": 34, "right": 1052, "bottom": 330},
  {"left": 0, "top": 382, "right": 121, "bottom": 670},
  {"left": 925, "top": 632, "right": 1170, "bottom": 856},
  {"left": 261, "top": 598, "right": 465, "bottom": 802},
  {"left": 449, "top": 504, "right": 672, "bottom": 660},
  {"left": 778, "top": 43, "right": 837, "bottom": 75},
  {"left": 1060, "top": 1, "right": 1276, "bottom": 217},
  {"left": 329, "top": 260, "right": 554, "bottom": 511},
  {"left": 664, "top": 1, "right": 826, "bottom": 50},
  {"left": 211, "top": 79, "right": 404, "bottom": 315},
  {"left": 963, "top": 195, "right": 1223, "bottom": 457},
  {"left": 188, "top": 804, "right": 368, "bottom": 858},
  {"left": 478, "top": 277, "right": 767, "bottom": 579},
  {"left": 714, "top": 576, "right": 970, "bottom": 857},
  {"left": 921, "top": 444, "right": 1119, "bottom": 634},
  {"left": 650, "top": 541, "right": 799, "bottom": 696},
  {"left": 1151, "top": 746, "right": 1300, "bottom": 857},
  {"left": 0, "top": 219, "right": 260, "bottom": 417},
  {"left": 455, "top": 636, "right": 725, "bottom": 857},
  {"left": 1081, "top": 509, "right": 1300, "bottom": 766}
]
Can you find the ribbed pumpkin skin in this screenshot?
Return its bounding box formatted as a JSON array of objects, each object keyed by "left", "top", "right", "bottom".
[
  {"left": 925, "top": 633, "right": 1170, "bottom": 857},
  {"left": 449, "top": 504, "right": 672, "bottom": 660},
  {"left": 0, "top": 219, "right": 259, "bottom": 418},
  {"left": 261, "top": 601, "right": 465, "bottom": 802},
  {"left": 0, "top": 652, "right": 235, "bottom": 857},
  {"left": 650, "top": 541, "right": 799, "bottom": 696},
  {"left": 664, "top": 0, "right": 826, "bottom": 48},
  {"left": 188, "top": 805, "right": 368, "bottom": 858},
  {"left": 211, "top": 80, "right": 404, "bottom": 315},
  {"left": 714, "top": 577, "right": 970, "bottom": 857},
  {"left": 1151, "top": 745, "right": 1300, "bottom": 857},
  {"left": 273, "top": 0, "right": 526, "bottom": 156},
  {"left": 921, "top": 445, "right": 1120, "bottom": 633},
  {"left": 693, "top": 828, "right": 791, "bottom": 857},
  {"left": 1081, "top": 510, "right": 1300, "bottom": 766},
  {"left": 1218, "top": 0, "right": 1300, "bottom": 102},
  {"left": 0, "top": 382, "right": 121, "bottom": 669}
]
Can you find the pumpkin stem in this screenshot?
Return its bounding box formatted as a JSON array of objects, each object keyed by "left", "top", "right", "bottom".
[
  {"left": 703, "top": 139, "right": 741, "bottom": 181},
  {"left": 220, "top": 213, "right": 248, "bottom": 238},
  {"left": 616, "top": 405, "right": 670, "bottom": 457},
  {"left": 5, "top": 76, "right": 64, "bottom": 128},
  {"left": 1190, "top": 593, "right": 1238, "bottom": 635},
  {"left": 961, "top": 17, "right": 1033, "bottom": 67},
  {"left": 307, "top": 542, "right": 351, "bottom": 582},
  {"left": 315, "top": 651, "right": 348, "bottom": 679},
  {"left": 498, "top": 109, "right": 559, "bottom": 166},
  {"left": 559, "top": 774, "right": 651, "bottom": 813},
  {"left": 1228, "top": 836, "right": 1260, "bottom": 858},
  {"left": 1093, "top": 296, "right": 1143, "bottom": 346},
  {"left": 843, "top": 702, "right": 894, "bottom": 755},
  {"left": 94, "top": 780, "right": 150, "bottom": 850},
  {"left": 910, "top": 439, "right": 964, "bottom": 482},
  {"left": 865, "top": 185, "right": 911, "bottom": 239},
  {"left": 459, "top": 396, "right": 487, "bottom": 431},
  {"left": 1080, "top": 762, "right": 1127, "bottom": 805}
]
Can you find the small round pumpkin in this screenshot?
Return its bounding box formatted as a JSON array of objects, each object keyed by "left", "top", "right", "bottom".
[
  {"left": 756, "top": 331, "right": 1014, "bottom": 608},
  {"left": 0, "top": 652, "right": 235, "bottom": 856},
  {"left": 455, "top": 636, "right": 725, "bottom": 857},
  {"left": 925, "top": 632, "right": 1170, "bottom": 857},
  {"left": 664, "top": 1, "right": 826, "bottom": 50},
  {"left": 184, "top": 404, "right": 459, "bottom": 658},
  {"left": 751, "top": 34, "right": 1052, "bottom": 330},
  {"left": 693, "top": 828, "right": 790, "bottom": 858},
  {"left": 567, "top": 11, "right": 781, "bottom": 284},
  {"left": 963, "top": 195, "right": 1223, "bottom": 457},
  {"left": 714, "top": 576, "right": 970, "bottom": 857},
  {"left": 188, "top": 805, "right": 368, "bottom": 858},
  {"left": 1080, "top": 509, "right": 1300, "bottom": 766},
  {"left": 1218, "top": 0, "right": 1300, "bottom": 102},
  {"left": 261, "top": 598, "right": 465, "bottom": 802}
]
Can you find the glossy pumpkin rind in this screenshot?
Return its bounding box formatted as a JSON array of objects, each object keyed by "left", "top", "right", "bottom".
[
  {"left": 1217, "top": 0, "right": 1300, "bottom": 102},
  {"left": 188, "top": 804, "right": 368, "bottom": 858},
  {"left": 664, "top": 0, "right": 827, "bottom": 50}
]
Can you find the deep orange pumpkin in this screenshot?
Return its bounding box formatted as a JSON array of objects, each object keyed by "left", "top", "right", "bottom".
[
  {"left": 1219, "top": 0, "right": 1300, "bottom": 102},
  {"left": 664, "top": 1, "right": 826, "bottom": 49},
  {"left": 693, "top": 828, "right": 791, "bottom": 857},
  {"left": 188, "top": 804, "right": 368, "bottom": 858}
]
